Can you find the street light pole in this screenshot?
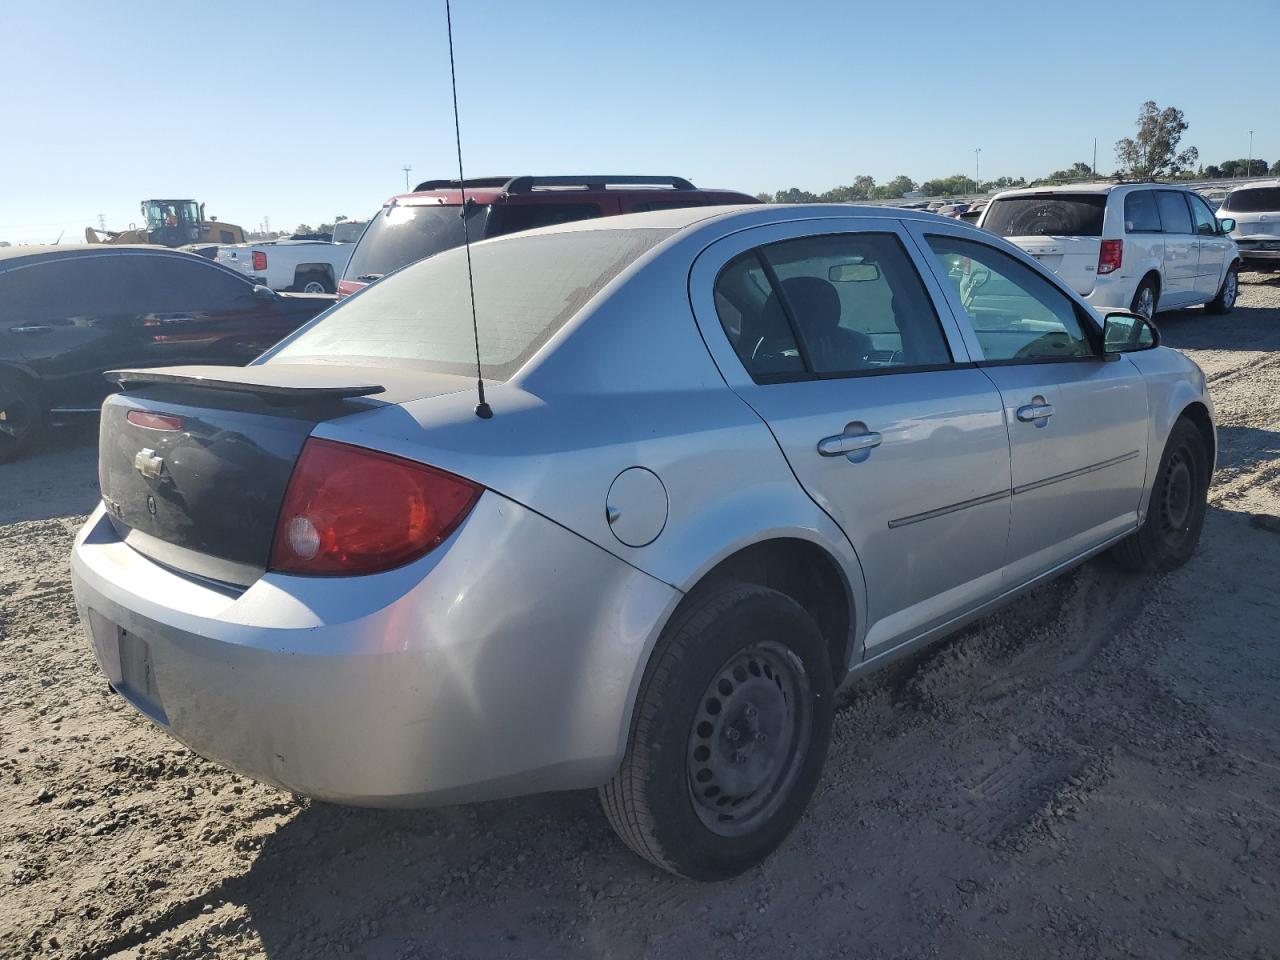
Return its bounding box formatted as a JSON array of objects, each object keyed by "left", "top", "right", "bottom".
[
  {"left": 974, "top": 147, "right": 981, "bottom": 194},
  {"left": 403, "top": 164, "right": 413, "bottom": 190},
  {"left": 1247, "top": 131, "right": 1254, "bottom": 180}
]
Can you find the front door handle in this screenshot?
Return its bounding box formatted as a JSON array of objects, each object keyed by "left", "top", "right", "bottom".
[
  {"left": 818, "top": 431, "right": 883, "bottom": 457},
  {"left": 158, "top": 315, "right": 197, "bottom": 325},
  {"left": 1016, "top": 402, "right": 1055, "bottom": 422},
  {"left": 10, "top": 325, "right": 52, "bottom": 334}
]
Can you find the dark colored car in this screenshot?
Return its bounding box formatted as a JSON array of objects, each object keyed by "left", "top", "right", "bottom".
[
  {"left": 336, "top": 174, "right": 759, "bottom": 298},
  {"left": 0, "top": 245, "right": 333, "bottom": 461}
]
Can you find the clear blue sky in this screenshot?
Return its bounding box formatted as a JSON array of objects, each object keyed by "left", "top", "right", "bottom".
[{"left": 1, "top": 0, "right": 1274, "bottom": 243}]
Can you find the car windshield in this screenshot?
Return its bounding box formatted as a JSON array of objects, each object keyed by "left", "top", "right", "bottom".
[
  {"left": 982, "top": 194, "right": 1107, "bottom": 237},
  {"left": 341, "top": 203, "right": 486, "bottom": 281},
  {"left": 272, "top": 228, "right": 673, "bottom": 380},
  {"left": 1222, "top": 187, "right": 1280, "bottom": 213}
]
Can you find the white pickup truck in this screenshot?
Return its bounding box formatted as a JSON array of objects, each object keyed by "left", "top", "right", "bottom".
[{"left": 214, "top": 221, "right": 367, "bottom": 293}]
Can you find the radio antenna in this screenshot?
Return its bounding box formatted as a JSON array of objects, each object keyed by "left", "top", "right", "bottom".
[{"left": 445, "top": 0, "right": 492, "bottom": 419}]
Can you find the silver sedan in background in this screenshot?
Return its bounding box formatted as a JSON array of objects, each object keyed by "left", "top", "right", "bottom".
[{"left": 71, "top": 204, "right": 1214, "bottom": 880}]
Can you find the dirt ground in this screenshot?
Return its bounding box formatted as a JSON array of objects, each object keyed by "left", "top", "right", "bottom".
[{"left": 3, "top": 277, "right": 1279, "bottom": 960}]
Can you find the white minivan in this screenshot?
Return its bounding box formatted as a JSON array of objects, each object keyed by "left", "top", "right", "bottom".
[{"left": 978, "top": 183, "right": 1240, "bottom": 318}]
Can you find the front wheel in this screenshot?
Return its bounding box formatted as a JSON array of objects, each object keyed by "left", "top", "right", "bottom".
[
  {"left": 1111, "top": 417, "right": 1210, "bottom": 572},
  {"left": 1204, "top": 267, "right": 1238, "bottom": 315},
  {"left": 0, "top": 372, "right": 44, "bottom": 464},
  {"left": 599, "top": 582, "right": 834, "bottom": 880}
]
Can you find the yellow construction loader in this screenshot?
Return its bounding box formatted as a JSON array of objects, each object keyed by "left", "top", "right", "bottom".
[{"left": 85, "top": 199, "right": 246, "bottom": 249}]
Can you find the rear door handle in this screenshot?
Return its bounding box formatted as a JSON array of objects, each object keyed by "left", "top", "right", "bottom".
[
  {"left": 10, "top": 325, "right": 52, "bottom": 334},
  {"left": 818, "top": 431, "right": 883, "bottom": 457},
  {"left": 1016, "top": 402, "right": 1055, "bottom": 422}
]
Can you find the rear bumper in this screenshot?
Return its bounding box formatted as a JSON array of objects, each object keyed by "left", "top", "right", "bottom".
[
  {"left": 70, "top": 494, "right": 679, "bottom": 807},
  {"left": 1083, "top": 272, "right": 1137, "bottom": 311},
  {"left": 1235, "top": 241, "right": 1280, "bottom": 264}
]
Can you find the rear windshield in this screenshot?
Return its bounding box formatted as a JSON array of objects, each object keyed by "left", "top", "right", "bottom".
[
  {"left": 982, "top": 194, "right": 1107, "bottom": 238},
  {"left": 1222, "top": 187, "right": 1280, "bottom": 213},
  {"left": 341, "top": 203, "right": 486, "bottom": 281},
  {"left": 272, "top": 228, "right": 673, "bottom": 380}
]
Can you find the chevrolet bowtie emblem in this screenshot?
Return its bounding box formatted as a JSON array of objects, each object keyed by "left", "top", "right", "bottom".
[{"left": 134, "top": 448, "right": 165, "bottom": 479}]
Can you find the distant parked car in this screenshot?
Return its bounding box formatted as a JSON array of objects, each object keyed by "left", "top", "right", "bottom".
[
  {"left": 73, "top": 204, "right": 1213, "bottom": 880},
  {"left": 936, "top": 202, "right": 970, "bottom": 219},
  {"left": 979, "top": 184, "right": 1240, "bottom": 319},
  {"left": 336, "top": 174, "right": 758, "bottom": 298},
  {"left": 0, "top": 245, "right": 332, "bottom": 461},
  {"left": 1218, "top": 180, "right": 1280, "bottom": 272},
  {"left": 215, "top": 223, "right": 367, "bottom": 294}
]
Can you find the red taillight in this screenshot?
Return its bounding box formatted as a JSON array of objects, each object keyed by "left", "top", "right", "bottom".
[
  {"left": 336, "top": 279, "right": 363, "bottom": 300},
  {"left": 269, "top": 439, "right": 482, "bottom": 576},
  {"left": 1098, "top": 239, "right": 1123, "bottom": 275},
  {"left": 127, "top": 410, "right": 183, "bottom": 431},
  {"left": 252, "top": 251, "right": 268, "bottom": 272}
]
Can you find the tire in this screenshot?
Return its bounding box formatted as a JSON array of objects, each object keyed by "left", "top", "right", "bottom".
[
  {"left": 1130, "top": 275, "right": 1159, "bottom": 320},
  {"left": 293, "top": 272, "right": 334, "bottom": 295},
  {"left": 1204, "top": 266, "right": 1239, "bottom": 315},
  {"left": 599, "top": 582, "right": 835, "bottom": 880},
  {"left": 1111, "top": 417, "right": 1210, "bottom": 572},
  {"left": 0, "top": 371, "right": 44, "bottom": 464}
]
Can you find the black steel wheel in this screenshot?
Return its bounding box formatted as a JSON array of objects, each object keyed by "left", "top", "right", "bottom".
[
  {"left": 686, "top": 640, "right": 812, "bottom": 837},
  {"left": 1112, "top": 417, "right": 1210, "bottom": 572},
  {"left": 600, "top": 582, "right": 834, "bottom": 880}
]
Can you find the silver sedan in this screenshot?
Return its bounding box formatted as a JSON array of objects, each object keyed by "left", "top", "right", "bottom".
[{"left": 71, "top": 204, "right": 1214, "bottom": 879}]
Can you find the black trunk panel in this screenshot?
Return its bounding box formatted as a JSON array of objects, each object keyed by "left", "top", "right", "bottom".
[{"left": 99, "top": 388, "right": 323, "bottom": 584}]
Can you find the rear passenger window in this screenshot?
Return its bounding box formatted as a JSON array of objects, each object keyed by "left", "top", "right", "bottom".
[
  {"left": 488, "top": 203, "right": 602, "bottom": 237},
  {"left": 1156, "top": 191, "right": 1193, "bottom": 235},
  {"left": 1124, "top": 191, "right": 1162, "bottom": 233},
  {"left": 924, "top": 235, "right": 1094, "bottom": 362},
  {"left": 713, "top": 232, "right": 953, "bottom": 381}
]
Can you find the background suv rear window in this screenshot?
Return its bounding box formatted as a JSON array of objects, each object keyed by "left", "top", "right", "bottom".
[
  {"left": 343, "top": 203, "right": 486, "bottom": 281},
  {"left": 982, "top": 195, "right": 1106, "bottom": 238},
  {"left": 1222, "top": 187, "right": 1280, "bottom": 213}
]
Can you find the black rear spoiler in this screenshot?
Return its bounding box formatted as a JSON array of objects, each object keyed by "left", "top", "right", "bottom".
[{"left": 105, "top": 366, "right": 385, "bottom": 404}]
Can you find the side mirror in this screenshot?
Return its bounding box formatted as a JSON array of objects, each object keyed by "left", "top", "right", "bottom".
[
  {"left": 1218, "top": 217, "right": 1236, "bottom": 233},
  {"left": 251, "top": 284, "right": 277, "bottom": 300},
  {"left": 1103, "top": 312, "right": 1160, "bottom": 354}
]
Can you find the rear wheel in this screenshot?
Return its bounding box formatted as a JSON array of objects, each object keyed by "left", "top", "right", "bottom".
[
  {"left": 0, "top": 372, "right": 43, "bottom": 463},
  {"left": 293, "top": 271, "right": 334, "bottom": 294},
  {"left": 1130, "top": 276, "right": 1159, "bottom": 319},
  {"left": 1111, "top": 417, "right": 1210, "bottom": 572},
  {"left": 599, "top": 582, "right": 834, "bottom": 880},
  {"left": 1204, "top": 266, "right": 1238, "bottom": 315}
]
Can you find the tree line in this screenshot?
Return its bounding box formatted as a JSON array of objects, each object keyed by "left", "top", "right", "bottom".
[{"left": 758, "top": 102, "right": 1275, "bottom": 203}]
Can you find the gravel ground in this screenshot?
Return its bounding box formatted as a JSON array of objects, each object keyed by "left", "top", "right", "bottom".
[{"left": 3, "top": 276, "right": 1280, "bottom": 960}]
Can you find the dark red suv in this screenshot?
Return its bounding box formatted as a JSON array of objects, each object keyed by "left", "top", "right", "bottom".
[{"left": 337, "top": 174, "right": 758, "bottom": 299}]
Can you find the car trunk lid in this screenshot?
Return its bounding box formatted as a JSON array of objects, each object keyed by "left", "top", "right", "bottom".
[{"left": 98, "top": 363, "right": 472, "bottom": 587}]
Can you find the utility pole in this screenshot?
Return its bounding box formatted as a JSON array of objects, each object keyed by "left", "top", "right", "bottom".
[
  {"left": 403, "top": 164, "right": 413, "bottom": 190},
  {"left": 1092, "top": 138, "right": 1097, "bottom": 177},
  {"left": 263, "top": 215, "right": 270, "bottom": 235},
  {"left": 1247, "top": 130, "right": 1254, "bottom": 179},
  {"left": 974, "top": 147, "right": 981, "bottom": 194},
  {"left": 96, "top": 213, "right": 106, "bottom": 232}
]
